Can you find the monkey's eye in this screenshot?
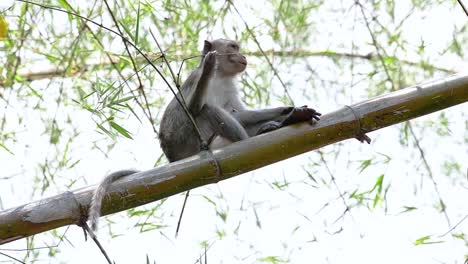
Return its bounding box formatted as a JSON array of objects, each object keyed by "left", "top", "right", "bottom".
[{"left": 229, "top": 44, "right": 238, "bottom": 49}]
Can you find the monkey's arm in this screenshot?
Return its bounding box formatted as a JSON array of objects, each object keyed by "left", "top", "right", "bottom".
[
  {"left": 234, "top": 106, "right": 321, "bottom": 136},
  {"left": 187, "top": 51, "right": 216, "bottom": 115},
  {"left": 239, "top": 106, "right": 371, "bottom": 143}
]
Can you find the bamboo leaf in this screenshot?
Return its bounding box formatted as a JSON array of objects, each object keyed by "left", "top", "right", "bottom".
[
  {"left": 109, "top": 121, "right": 133, "bottom": 139},
  {"left": 0, "top": 16, "right": 8, "bottom": 39}
]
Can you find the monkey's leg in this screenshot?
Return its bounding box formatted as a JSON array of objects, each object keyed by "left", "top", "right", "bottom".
[
  {"left": 232, "top": 107, "right": 292, "bottom": 136},
  {"left": 255, "top": 120, "right": 283, "bottom": 135},
  {"left": 197, "top": 104, "right": 249, "bottom": 143}
]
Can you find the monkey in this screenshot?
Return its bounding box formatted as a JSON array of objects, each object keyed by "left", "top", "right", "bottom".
[
  {"left": 88, "top": 39, "right": 321, "bottom": 231},
  {"left": 159, "top": 39, "right": 322, "bottom": 161},
  {"left": 88, "top": 38, "right": 367, "bottom": 232}
]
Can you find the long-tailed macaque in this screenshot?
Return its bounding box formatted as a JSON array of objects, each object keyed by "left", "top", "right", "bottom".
[
  {"left": 159, "top": 39, "right": 321, "bottom": 161},
  {"left": 89, "top": 38, "right": 368, "bottom": 231}
]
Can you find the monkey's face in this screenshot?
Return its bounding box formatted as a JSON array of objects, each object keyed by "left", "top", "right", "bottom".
[{"left": 212, "top": 39, "right": 247, "bottom": 76}]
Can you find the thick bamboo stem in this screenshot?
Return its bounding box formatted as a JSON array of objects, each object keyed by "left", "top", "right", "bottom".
[{"left": 1, "top": 74, "right": 467, "bottom": 244}]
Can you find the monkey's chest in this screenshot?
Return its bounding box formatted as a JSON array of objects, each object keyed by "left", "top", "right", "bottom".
[
  {"left": 205, "top": 94, "right": 233, "bottom": 110},
  {"left": 204, "top": 80, "right": 238, "bottom": 111}
]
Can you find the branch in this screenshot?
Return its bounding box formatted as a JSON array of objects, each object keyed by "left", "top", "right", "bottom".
[
  {"left": 1, "top": 74, "right": 467, "bottom": 244},
  {"left": 0, "top": 50, "right": 455, "bottom": 86}
]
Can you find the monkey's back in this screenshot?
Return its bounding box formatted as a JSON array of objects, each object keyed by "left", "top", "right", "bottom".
[{"left": 159, "top": 92, "right": 202, "bottom": 162}]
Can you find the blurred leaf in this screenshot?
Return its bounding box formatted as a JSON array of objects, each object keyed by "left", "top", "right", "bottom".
[
  {"left": 109, "top": 121, "right": 133, "bottom": 139},
  {"left": 0, "top": 16, "right": 8, "bottom": 39},
  {"left": 399, "top": 206, "right": 417, "bottom": 214},
  {"left": 371, "top": 174, "right": 384, "bottom": 208},
  {"left": 0, "top": 142, "right": 14, "bottom": 155},
  {"left": 358, "top": 159, "right": 372, "bottom": 174},
  {"left": 414, "top": 235, "right": 443, "bottom": 245},
  {"left": 57, "top": 0, "right": 74, "bottom": 20},
  {"left": 258, "top": 256, "right": 288, "bottom": 263},
  {"left": 57, "top": 0, "right": 73, "bottom": 11}
]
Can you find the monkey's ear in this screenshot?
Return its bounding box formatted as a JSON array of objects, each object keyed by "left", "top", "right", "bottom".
[{"left": 202, "top": 40, "right": 212, "bottom": 55}]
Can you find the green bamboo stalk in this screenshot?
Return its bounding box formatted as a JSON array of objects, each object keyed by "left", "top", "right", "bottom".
[{"left": 0, "top": 73, "right": 467, "bottom": 245}]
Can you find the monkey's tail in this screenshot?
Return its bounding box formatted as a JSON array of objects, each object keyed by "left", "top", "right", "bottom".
[{"left": 88, "top": 170, "right": 139, "bottom": 231}]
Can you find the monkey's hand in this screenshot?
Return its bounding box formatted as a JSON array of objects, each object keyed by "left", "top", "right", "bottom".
[
  {"left": 202, "top": 51, "right": 217, "bottom": 75},
  {"left": 281, "top": 105, "right": 321, "bottom": 127}
]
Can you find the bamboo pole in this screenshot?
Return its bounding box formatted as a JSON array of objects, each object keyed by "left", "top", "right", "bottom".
[{"left": 1, "top": 74, "right": 467, "bottom": 244}]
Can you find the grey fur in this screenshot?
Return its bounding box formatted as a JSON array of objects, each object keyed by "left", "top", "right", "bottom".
[
  {"left": 88, "top": 39, "right": 322, "bottom": 232},
  {"left": 160, "top": 39, "right": 250, "bottom": 161},
  {"left": 89, "top": 169, "right": 138, "bottom": 231},
  {"left": 159, "top": 39, "right": 321, "bottom": 161}
]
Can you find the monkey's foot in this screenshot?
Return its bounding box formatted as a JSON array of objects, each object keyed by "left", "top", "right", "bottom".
[
  {"left": 355, "top": 133, "right": 371, "bottom": 144},
  {"left": 257, "top": 121, "right": 282, "bottom": 135},
  {"left": 282, "top": 105, "right": 321, "bottom": 127},
  {"left": 200, "top": 141, "right": 209, "bottom": 151}
]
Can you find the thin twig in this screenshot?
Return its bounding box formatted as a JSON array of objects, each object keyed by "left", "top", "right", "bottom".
[
  {"left": 0, "top": 226, "right": 70, "bottom": 251},
  {"left": 149, "top": 28, "right": 178, "bottom": 85},
  {"left": 457, "top": 0, "right": 468, "bottom": 16},
  {"left": 0, "top": 225, "right": 71, "bottom": 264},
  {"left": 82, "top": 223, "right": 113, "bottom": 264},
  {"left": 408, "top": 122, "right": 451, "bottom": 228},
  {"left": 227, "top": 0, "right": 295, "bottom": 105},
  {"left": 16, "top": 0, "right": 204, "bottom": 145},
  {"left": 102, "top": 0, "right": 157, "bottom": 135},
  {"left": 176, "top": 55, "right": 202, "bottom": 86},
  {"left": 43, "top": 10, "right": 91, "bottom": 194},
  {"left": 193, "top": 242, "right": 215, "bottom": 264},
  {"left": 0, "top": 252, "right": 26, "bottom": 264},
  {"left": 2, "top": 49, "right": 454, "bottom": 87},
  {"left": 82, "top": 17, "right": 159, "bottom": 135},
  {"left": 148, "top": 28, "right": 192, "bottom": 118},
  {"left": 175, "top": 190, "right": 190, "bottom": 237},
  {"left": 440, "top": 213, "right": 468, "bottom": 237},
  {"left": 317, "top": 150, "right": 352, "bottom": 223},
  {"left": 355, "top": 1, "right": 395, "bottom": 90},
  {"left": 354, "top": 1, "right": 451, "bottom": 228}
]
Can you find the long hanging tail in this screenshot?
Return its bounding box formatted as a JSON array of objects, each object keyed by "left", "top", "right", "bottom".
[{"left": 88, "top": 170, "right": 139, "bottom": 231}]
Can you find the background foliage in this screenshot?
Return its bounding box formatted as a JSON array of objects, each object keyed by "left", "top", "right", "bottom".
[{"left": 0, "top": 0, "right": 467, "bottom": 263}]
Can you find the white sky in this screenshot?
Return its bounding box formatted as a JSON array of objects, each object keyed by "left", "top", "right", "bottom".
[{"left": 0, "top": 0, "right": 468, "bottom": 263}]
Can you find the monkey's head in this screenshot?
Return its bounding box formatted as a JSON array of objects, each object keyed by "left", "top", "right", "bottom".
[{"left": 203, "top": 39, "right": 247, "bottom": 76}]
